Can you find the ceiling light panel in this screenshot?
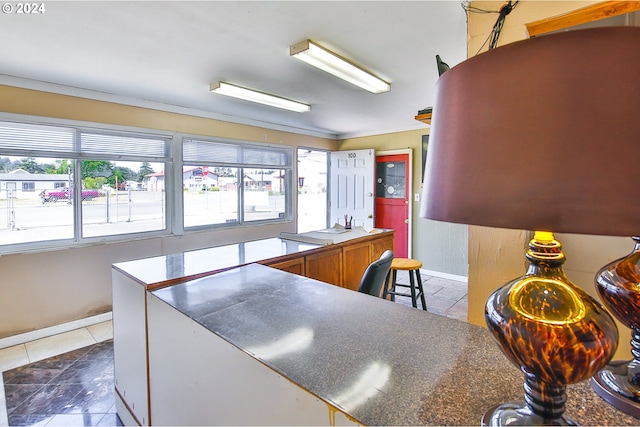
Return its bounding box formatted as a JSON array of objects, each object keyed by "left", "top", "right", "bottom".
[
  {"left": 290, "top": 40, "right": 390, "bottom": 94},
  {"left": 210, "top": 82, "right": 311, "bottom": 113}
]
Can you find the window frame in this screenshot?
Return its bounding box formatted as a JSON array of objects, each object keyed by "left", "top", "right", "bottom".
[
  {"left": 181, "top": 135, "right": 294, "bottom": 231},
  {"left": 0, "top": 114, "right": 174, "bottom": 255},
  {"left": 0, "top": 113, "right": 299, "bottom": 255}
]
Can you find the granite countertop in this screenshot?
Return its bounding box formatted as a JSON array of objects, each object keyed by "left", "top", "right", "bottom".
[
  {"left": 151, "top": 263, "right": 637, "bottom": 426},
  {"left": 112, "top": 237, "right": 323, "bottom": 287},
  {"left": 112, "top": 229, "right": 393, "bottom": 289}
]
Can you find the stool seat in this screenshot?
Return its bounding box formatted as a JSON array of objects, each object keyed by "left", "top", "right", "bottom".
[
  {"left": 390, "top": 258, "right": 422, "bottom": 271},
  {"left": 384, "top": 257, "right": 427, "bottom": 311}
]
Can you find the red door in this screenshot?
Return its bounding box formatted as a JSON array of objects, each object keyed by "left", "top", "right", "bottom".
[{"left": 374, "top": 154, "right": 409, "bottom": 258}]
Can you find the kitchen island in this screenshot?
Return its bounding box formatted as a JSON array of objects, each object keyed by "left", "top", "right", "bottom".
[
  {"left": 118, "top": 263, "right": 637, "bottom": 425},
  {"left": 112, "top": 229, "right": 394, "bottom": 425}
]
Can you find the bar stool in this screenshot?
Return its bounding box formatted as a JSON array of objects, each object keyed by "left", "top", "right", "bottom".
[{"left": 383, "top": 258, "right": 427, "bottom": 311}]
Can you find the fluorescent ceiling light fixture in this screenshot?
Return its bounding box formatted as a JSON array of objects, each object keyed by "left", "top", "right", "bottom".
[
  {"left": 210, "top": 81, "right": 310, "bottom": 113},
  {"left": 290, "top": 40, "right": 390, "bottom": 94}
]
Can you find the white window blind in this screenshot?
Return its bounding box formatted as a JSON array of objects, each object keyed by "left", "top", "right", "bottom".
[
  {"left": 183, "top": 138, "right": 291, "bottom": 167},
  {"left": 183, "top": 140, "right": 240, "bottom": 164},
  {"left": 81, "top": 133, "right": 168, "bottom": 159},
  {"left": 0, "top": 122, "right": 75, "bottom": 153},
  {"left": 0, "top": 121, "right": 169, "bottom": 159}
]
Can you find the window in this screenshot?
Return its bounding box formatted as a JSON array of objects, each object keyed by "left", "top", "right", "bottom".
[
  {"left": 182, "top": 138, "right": 292, "bottom": 228},
  {"left": 0, "top": 121, "right": 170, "bottom": 251},
  {"left": 243, "top": 168, "right": 287, "bottom": 222},
  {"left": 81, "top": 160, "right": 166, "bottom": 238}
]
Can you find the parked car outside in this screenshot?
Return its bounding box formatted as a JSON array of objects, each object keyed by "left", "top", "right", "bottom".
[{"left": 40, "top": 188, "right": 101, "bottom": 203}]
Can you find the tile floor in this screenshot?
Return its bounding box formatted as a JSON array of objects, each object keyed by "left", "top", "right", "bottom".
[
  {"left": 391, "top": 271, "right": 468, "bottom": 322},
  {"left": 0, "top": 322, "right": 119, "bottom": 427},
  {"left": 0, "top": 272, "right": 467, "bottom": 426}
]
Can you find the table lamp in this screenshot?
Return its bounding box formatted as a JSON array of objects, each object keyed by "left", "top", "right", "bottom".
[
  {"left": 592, "top": 238, "right": 640, "bottom": 417},
  {"left": 420, "top": 27, "right": 640, "bottom": 425}
]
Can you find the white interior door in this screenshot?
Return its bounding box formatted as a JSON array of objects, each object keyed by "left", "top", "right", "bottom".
[{"left": 330, "top": 149, "right": 375, "bottom": 229}]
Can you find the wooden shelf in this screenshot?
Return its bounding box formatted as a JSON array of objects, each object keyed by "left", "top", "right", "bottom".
[
  {"left": 415, "top": 112, "right": 432, "bottom": 125},
  {"left": 526, "top": 1, "right": 640, "bottom": 37}
]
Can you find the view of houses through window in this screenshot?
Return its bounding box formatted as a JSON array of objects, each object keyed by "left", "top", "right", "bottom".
[
  {"left": 0, "top": 120, "right": 297, "bottom": 252},
  {"left": 0, "top": 156, "right": 166, "bottom": 245},
  {"left": 182, "top": 166, "right": 290, "bottom": 227},
  {"left": 182, "top": 137, "right": 293, "bottom": 230}
]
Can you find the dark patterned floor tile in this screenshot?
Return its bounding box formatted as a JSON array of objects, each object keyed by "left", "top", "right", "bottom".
[
  {"left": 6, "top": 413, "right": 55, "bottom": 426},
  {"left": 4, "top": 384, "right": 45, "bottom": 414},
  {"left": 62, "top": 382, "right": 116, "bottom": 415},
  {"left": 79, "top": 341, "right": 113, "bottom": 361},
  {"left": 95, "top": 413, "right": 123, "bottom": 426},
  {"left": 4, "top": 366, "right": 65, "bottom": 385},
  {"left": 3, "top": 340, "right": 118, "bottom": 427},
  {"left": 9, "top": 383, "right": 85, "bottom": 416},
  {"left": 36, "top": 346, "right": 93, "bottom": 366},
  {"left": 41, "top": 413, "right": 107, "bottom": 426},
  {"left": 54, "top": 358, "right": 113, "bottom": 385}
]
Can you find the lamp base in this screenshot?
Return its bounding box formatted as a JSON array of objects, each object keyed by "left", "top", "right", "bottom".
[
  {"left": 481, "top": 401, "right": 577, "bottom": 426},
  {"left": 591, "top": 360, "right": 640, "bottom": 418}
]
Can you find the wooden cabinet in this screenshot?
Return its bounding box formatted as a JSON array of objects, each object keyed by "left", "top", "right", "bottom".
[
  {"left": 268, "top": 257, "right": 305, "bottom": 276},
  {"left": 371, "top": 233, "right": 395, "bottom": 261},
  {"left": 264, "top": 231, "right": 394, "bottom": 291},
  {"left": 305, "top": 248, "right": 343, "bottom": 286},
  {"left": 342, "top": 241, "right": 372, "bottom": 291}
]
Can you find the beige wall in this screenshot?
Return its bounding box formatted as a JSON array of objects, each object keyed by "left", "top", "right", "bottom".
[
  {"left": 0, "top": 85, "right": 337, "bottom": 338},
  {"left": 467, "top": 0, "right": 633, "bottom": 359},
  {"left": 339, "top": 130, "right": 468, "bottom": 276}
]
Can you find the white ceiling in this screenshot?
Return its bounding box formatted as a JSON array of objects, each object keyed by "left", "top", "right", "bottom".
[{"left": 0, "top": 1, "right": 468, "bottom": 139}]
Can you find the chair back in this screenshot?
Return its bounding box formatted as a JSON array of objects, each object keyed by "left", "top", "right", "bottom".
[{"left": 358, "top": 250, "right": 394, "bottom": 297}]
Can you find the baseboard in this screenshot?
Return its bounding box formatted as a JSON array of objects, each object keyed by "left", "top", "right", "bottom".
[
  {"left": 421, "top": 269, "right": 468, "bottom": 283},
  {"left": 0, "top": 312, "right": 112, "bottom": 350}
]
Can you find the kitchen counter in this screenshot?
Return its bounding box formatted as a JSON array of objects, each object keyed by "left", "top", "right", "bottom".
[
  {"left": 112, "top": 230, "right": 395, "bottom": 425},
  {"left": 112, "top": 237, "right": 322, "bottom": 289},
  {"left": 112, "top": 228, "right": 393, "bottom": 290},
  {"left": 144, "top": 263, "right": 637, "bottom": 426}
]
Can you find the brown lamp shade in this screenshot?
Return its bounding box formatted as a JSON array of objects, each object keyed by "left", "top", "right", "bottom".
[{"left": 420, "top": 27, "right": 640, "bottom": 237}]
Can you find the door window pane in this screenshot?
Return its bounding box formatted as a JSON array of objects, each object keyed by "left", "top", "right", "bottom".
[{"left": 376, "top": 161, "right": 406, "bottom": 199}]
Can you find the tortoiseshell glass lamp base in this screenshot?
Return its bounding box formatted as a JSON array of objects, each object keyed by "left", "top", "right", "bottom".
[
  {"left": 592, "top": 237, "right": 640, "bottom": 418},
  {"left": 482, "top": 376, "right": 577, "bottom": 426},
  {"left": 483, "top": 232, "right": 619, "bottom": 426},
  {"left": 591, "top": 356, "right": 640, "bottom": 418}
]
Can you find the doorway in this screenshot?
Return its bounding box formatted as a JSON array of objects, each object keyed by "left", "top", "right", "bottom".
[
  {"left": 375, "top": 151, "right": 411, "bottom": 258},
  {"left": 297, "top": 148, "right": 328, "bottom": 233},
  {"left": 329, "top": 149, "right": 375, "bottom": 230}
]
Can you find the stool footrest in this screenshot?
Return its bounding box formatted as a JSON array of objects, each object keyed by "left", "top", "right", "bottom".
[
  {"left": 383, "top": 264, "right": 428, "bottom": 311},
  {"left": 386, "top": 291, "right": 419, "bottom": 299}
]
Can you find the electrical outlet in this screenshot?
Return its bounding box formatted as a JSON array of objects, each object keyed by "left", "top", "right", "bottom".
[{"left": 414, "top": 193, "right": 420, "bottom": 202}]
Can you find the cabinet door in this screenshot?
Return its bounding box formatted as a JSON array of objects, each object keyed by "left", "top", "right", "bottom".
[
  {"left": 305, "top": 248, "right": 343, "bottom": 286},
  {"left": 342, "top": 241, "right": 371, "bottom": 291},
  {"left": 371, "top": 234, "right": 395, "bottom": 260},
  {"left": 267, "top": 257, "right": 305, "bottom": 276}
]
